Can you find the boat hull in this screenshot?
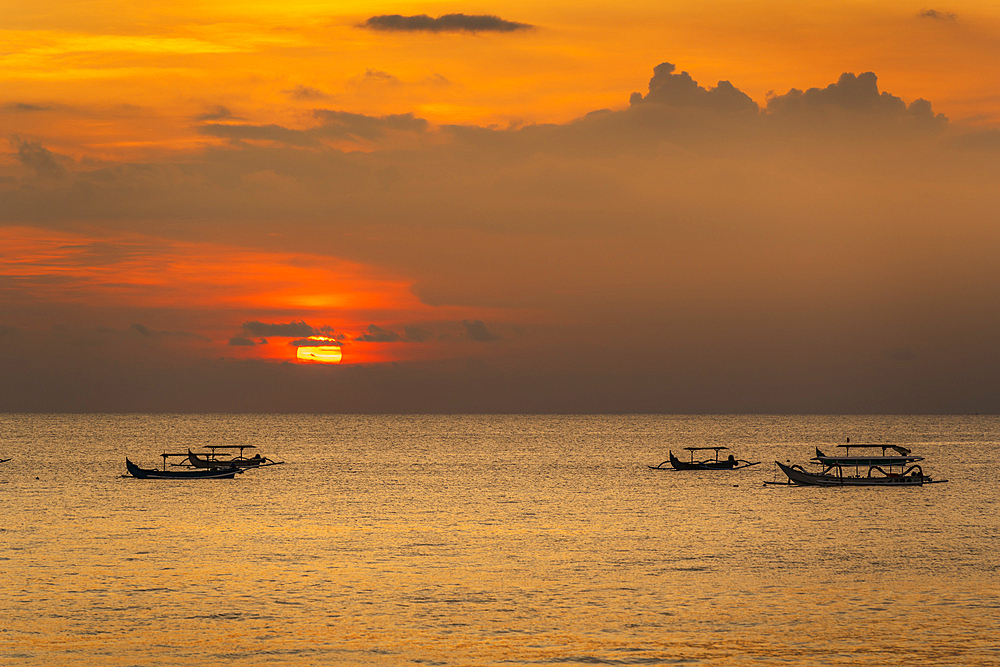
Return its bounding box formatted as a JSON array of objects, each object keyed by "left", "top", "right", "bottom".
[
  {"left": 669, "top": 452, "right": 738, "bottom": 470},
  {"left": 126, "top": 458, "right": 240, "bottom": 479},
  {"left": 775, "top": 461, "right": 930, "bottom": 486}
]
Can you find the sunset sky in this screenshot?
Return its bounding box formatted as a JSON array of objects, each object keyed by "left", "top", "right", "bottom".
[{"left": 2, "top": 0, "right": 999, "bottom": 412}]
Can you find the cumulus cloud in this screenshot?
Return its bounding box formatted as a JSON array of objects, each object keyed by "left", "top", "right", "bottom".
[
  {"left": 241, "top": 321, "right": 315, "bottom": 337},
  {"left": 361, "top": 14, "right": 532, "bottom": 33},
  {"left": 766, "top": 71, "right": 947, "bottom": 125},
  {"left": 629, "top": 62, "right": 758, "bottom": 113},
  {"left": 463, "top": 320, "right": 500, "bottom": 342}
]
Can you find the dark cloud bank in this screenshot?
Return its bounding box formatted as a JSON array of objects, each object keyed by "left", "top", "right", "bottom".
[
  {"left": 360, "top": 14, "right": 532, "bottom": 33},
  {"left": 3, "top": 62, "right": 1000, "bottom": 413}
]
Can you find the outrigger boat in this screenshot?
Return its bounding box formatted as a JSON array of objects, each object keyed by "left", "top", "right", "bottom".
[
  {"left": 184, "top": 445, "right": 283, "bottom": 469},
  {"left": 125, "top": 457, "right": 243, "bottom": 479},
  {"left": 769, "top": 443, "right": 947, "bottom": 486},
  {"left": 649, "top": 447, "right": 761, "bottom": 470}
]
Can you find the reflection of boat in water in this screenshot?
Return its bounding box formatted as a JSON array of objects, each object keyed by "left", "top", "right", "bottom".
[
  {"left": 185, "top": 445, "right": 283, "bottom": 469},
  {"left": 125, "top": 457, "right": 242, "bottom": 479},
  {"left": 770, "top": 443, "right": 947, "bottom": 486},
  {"left": 649, "top": 447, "right": 761, "bottom": 470}
]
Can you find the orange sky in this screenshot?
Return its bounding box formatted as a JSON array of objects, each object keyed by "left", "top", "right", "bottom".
[{"left": 2, "top": 1, "right": 1000, "bottom": 411}]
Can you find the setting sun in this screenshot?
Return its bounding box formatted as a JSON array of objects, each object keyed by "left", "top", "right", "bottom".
[{"left": 295, "top": 337, "right": 343, "bottom": 364}]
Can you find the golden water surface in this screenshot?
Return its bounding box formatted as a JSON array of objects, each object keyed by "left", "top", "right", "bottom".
[{"left": 1, "top": 414, "right": 998, "bottom": 665}]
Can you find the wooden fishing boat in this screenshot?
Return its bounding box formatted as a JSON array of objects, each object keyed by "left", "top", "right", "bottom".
[
  {"left": 185, "top": 445, "right": 283, "bottom": 469},
  {"left": 125, "top": 457, "right": 243, "bottom": 479},
  {"left": 769, "top": 443, "right": 947, "bottom": 486},
  {"left": 649, "top": 447, "right": 761, "bottom": 470}
]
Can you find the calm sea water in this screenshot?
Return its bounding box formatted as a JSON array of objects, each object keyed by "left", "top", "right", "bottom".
[{"left": 1, "top": 414, "right": 998, "bottom": 666}]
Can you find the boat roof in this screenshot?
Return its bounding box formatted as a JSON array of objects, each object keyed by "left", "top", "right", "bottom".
[
  {"left": 683, "top": 446, "right": 729, "bottom": 451},
  {"left": 204, "top": 445, "right": 256, "bottom": 449},
  {"left": 816, "top": 455, "right": 922, "bottom": 461},
  {"left": 835, "top": 444, "right": 913, "bottom": 454}
]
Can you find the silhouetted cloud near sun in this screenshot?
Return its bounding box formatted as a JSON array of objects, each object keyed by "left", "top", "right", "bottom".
[
  {"left": 242, "top": 321, "right": 315, "bottom": 337},
  {"left": 355, "top": 325, "right": 402, "bottom": 342},
  {"left": 228, "top": 336, "right": 257, "bottom": 346},
  {"left": 361, "top": 14, "right": 532, "bottom": 33}
]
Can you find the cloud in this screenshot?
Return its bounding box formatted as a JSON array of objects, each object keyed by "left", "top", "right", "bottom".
[
  {"left": 4, "top": 61, "right": 995, "bottom": 412},
  {"left": 766, "top": 72, "right": 947, "bottom": 125},
  {"left": 920, "top": 9, "right": 956, "bottom": 20},
  {"left": 228, "top": 336, "right": 257, "bottom": 346},
  {"left": 463, "top": 320, "right": 500, "bottom": 342},
  {"left": 289, "top": 337, "right": 342, "bottom": 347},
  {"left": 360, "top": 14, "right": 532, "bottom": 33},
  {"left": 404, "top": 326, "right": 432, "bottom": 342},
  {"left": 195, "top": 105, "right": 239, "bottom": 121},
  {"left": 952, "top": 128, "right": 1000, "bottom": 151},
  {"left": 131, "top": 323, "right": 211, "bottom": 341},
  {"left": 354, "top": 324, "right": 402, "bottom": 342},
  {"left": 629, "top": 62, "right": 758, "bottom": 113},
  {"left": 195, "top": 110, "right": 428, "bottom": 148},
  {"left": 241, "top": 321, "right": 315, "bottom": 337},
  {"left": 198, "top": 122, "right": 322, "bottom": 147},
  {"left": 313, "top": 110, "right": 428, "bottom": 140},
  {"left": 2, "top": 103, "right": 56, "bottom": 113},
  {"left": 356, "top": 69, "right": 401, "bottom": 86},
  {"left": 283, "top": 85, "right": 330, "bottom": 101},
  {"left": 10, "top": 136, "right": 69, "bottom": 179}
]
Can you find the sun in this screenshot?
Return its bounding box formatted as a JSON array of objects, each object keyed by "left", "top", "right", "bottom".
[{"left": 295, "top": 336, "right": 343, "bottom": 364}]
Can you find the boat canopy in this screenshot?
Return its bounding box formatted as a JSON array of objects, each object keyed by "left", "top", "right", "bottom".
[{"left": 683, "top": 446, "right": 728, "bottom": 451}]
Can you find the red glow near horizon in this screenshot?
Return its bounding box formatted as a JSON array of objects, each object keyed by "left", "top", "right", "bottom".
[{"left": 0, "top": 226, "right": 511, "bottom": 366}]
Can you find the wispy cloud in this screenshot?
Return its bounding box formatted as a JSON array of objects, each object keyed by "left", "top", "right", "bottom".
[
  {"left": 283, "top": 85, "right": 330, "bottom": 101},
  {"left": 920, "top": 9, "right": 956, "bottom": 20}
]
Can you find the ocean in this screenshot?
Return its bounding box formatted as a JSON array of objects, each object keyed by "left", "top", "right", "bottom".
[{"left": 1, "top": 414, "right": 998, "bottom": 666}]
